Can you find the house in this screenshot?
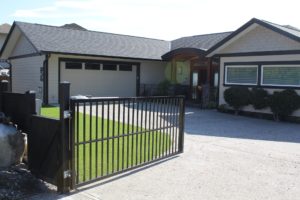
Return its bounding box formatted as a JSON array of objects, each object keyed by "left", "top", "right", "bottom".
[
  {"left": 0, "top": 22, "right": 169, "bottom": 103},
  {"left": 0, "top": 21, "right": 227, "bottom": 104},
  {"left": 0, "top": 19, "right": 299, "bottom": 117},
  {"left": 207, "top": 18, "right": 300, "bottom": 117}
]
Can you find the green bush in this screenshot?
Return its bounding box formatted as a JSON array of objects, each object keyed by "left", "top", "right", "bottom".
[
  {"left": 157, "top": 80, "right": 171, "bottom": 96},
  {"left": 224, "top": 87, "right": 251, "bottom": 114},
  {"left": 218, "top": 104, "right": 228, "bottom": 112},
  {"left": 251, "top": 88, "right": 269, "bottom": 110},
  {"left": 269, "top": 89, "right": 300, "bottom": 121}
]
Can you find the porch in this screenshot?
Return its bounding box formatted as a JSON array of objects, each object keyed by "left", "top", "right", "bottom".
[{"left": 140, "top": 48, "right": 220, "bottom": 108}]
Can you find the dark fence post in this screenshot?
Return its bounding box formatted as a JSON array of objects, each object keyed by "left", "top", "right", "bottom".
[
  {"left": 178, "top": 96, "right": 185, "bottom": 153},
  {"left": 0, "top": 80, "right": 9, "bottom": 93},
  {"left": 0, "top": 81, "right": 9, "bottom": 112},
  {"left": 58, "top": 82, "right": 71, "bottom": 193}
]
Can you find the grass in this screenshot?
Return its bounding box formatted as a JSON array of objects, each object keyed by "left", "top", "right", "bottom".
[{"left": 41, "top": 107, "right": 172, "bottom": 183}]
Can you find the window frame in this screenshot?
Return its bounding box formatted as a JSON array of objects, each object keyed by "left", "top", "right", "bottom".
[
  {"left": 224, "top": 65, "right": 259, "bottom": 86},
  {"left": 85, "top": 62, "right": 101, "bottom": 70},
  {"left": 103, "top": 63, "right": 117, "bottom": 71},
  {"left": 65, "top": 62, "right": 83, "bottom": 70},
  {"left": 261, "top": 64, "right": 300, "bottom": 87},
  {"left": 119, "top": 64, "right": 133, "bottom": 71}
]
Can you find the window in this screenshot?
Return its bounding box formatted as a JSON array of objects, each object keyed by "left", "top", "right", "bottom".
[
  {"left": 119, "top": 64, "right": 132, "bottom": 71},
  {"left": 65, "top": 62, "right": 82, "bottom": 69},
  {"left": 262, "top": 65, "right": 300, "bottom": 87},
  {"left": 85, "top": 63, "right": 100, "bottom": 70},
  {"left": 225, "top": 65, "right": 258, "bottom": 85},
  {"left": 103, "top": 64, "right": 117, "bottom": 71}
]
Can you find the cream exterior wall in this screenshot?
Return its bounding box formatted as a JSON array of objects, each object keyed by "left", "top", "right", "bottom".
[
  {"left": 219, "top": 55, "right": 300, "bottom": 117},
  {"left": 10, "top": 35, "right": 36, "bottom": 57},
  {"left": 11, "top": 55, "right": 44, "bottom": 99},
  {"left": 0, "top": 34, "right": 7, "bottom": 50},
  {"left": 8, "top": 32, "right": 43, "bottom": 99}
]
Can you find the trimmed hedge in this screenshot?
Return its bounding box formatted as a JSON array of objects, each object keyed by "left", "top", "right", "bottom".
[
  {"left": 268, "top": 89, "right": 300, "bottom": 121},
  {"left": 250, "top": 88, "right": 269, "bottom": 110},
  {"left": 224, "top": 87, "right": 251, "bottom": 114},
  {"left": 223, "top": 87, "right": 300, "bottom": 121}
]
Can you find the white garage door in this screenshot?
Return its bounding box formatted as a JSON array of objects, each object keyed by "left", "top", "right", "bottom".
[{"left": 60, "top": 61, "right": 137, "bottom": 97}]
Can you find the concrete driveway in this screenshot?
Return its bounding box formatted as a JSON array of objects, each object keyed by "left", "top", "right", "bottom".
[{"left": 32, "top": 108, "right": 300, "bottom": 200}]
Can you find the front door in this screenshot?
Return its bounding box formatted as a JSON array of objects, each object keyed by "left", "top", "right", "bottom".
[{"left": 191, "top": 69, "right": 207, "bottom": 101}]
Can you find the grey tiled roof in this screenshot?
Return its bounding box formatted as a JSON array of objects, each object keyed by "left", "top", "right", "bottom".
[
  {"left": 170, "top": 32, "right": 232, "bottom": 51},
  {"left": 60, "top": 23, "right": 87, "bottom": 31},
  {"left": 261, "top": 20, "right": 300, "bottom": 39},
  {"left": 16, "top": 22, "right": 170, "bottom": 60}
]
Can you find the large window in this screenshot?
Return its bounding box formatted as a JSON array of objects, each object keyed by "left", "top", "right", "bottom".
[
  {"left": 262, "top": 65, "right": 300, "bottom": 87},
  {"left": 225, "top": 65, "right": 258, "bottom": 85}
]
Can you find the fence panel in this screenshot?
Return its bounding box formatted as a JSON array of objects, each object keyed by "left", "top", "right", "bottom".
[
  {"left": 70, "top": 96, "right": 185, "bottom": 188},
  {"left": 28, "top": 115, "right": 61, "bottom": 185},
  {"left": 0, "top": 92, "right": 36, "bottom": 133}
]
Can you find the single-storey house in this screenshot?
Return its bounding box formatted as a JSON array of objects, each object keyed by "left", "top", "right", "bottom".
[
  {"left": 0, "top": 18, "right": 299, "bottom": 116},
  {"left": 0, "top": 21, "right": 228, "bottom": 105}
]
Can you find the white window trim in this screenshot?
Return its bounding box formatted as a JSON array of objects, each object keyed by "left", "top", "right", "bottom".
[
  {"left": 225, "top": 65, "right": 258, "bottom": 85},
  {"left": 261, "top": 64, "right": 300, "bottom": 87}
]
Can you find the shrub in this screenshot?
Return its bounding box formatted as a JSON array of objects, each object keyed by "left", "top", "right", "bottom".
[
  {"left": 157, "top": 80, "right": 171, "bottom": 96},
  {"left": 250, "top": 88, "right": 269, "bottom": 110},
  {"left": 224, "top": 87, "right": 251, "bottom": 114},
  {"left": 269, "top": 89, "right": 300, "bottom": 121},
  {"left": 206, "top": 101, "right": 217, "bottom": 109},
  {"left": 218, "top": 104, "right": 228, "bottom": 113}
]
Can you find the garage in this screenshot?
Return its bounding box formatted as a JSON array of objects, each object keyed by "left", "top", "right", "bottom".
[{"left": 60, "top": 59, "right": 138, "bottom": 97}]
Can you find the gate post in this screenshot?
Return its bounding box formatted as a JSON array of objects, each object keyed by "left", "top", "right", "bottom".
[
  {"left": 58, "top": 82, "right": 72, "bottom": 193},
  {"left": 0, "top": 81, "right": 9, "bottom": 112},
  {"left": 0, "top": 80, "right": 9, "bottom": 93},
  {"left": 178, "top": 96, "right": 185, "bottom": 153}
]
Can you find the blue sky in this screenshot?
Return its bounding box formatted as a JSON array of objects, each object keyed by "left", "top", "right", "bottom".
[{"left": 2, "top": 0, "right": 300, "bottom": 40}]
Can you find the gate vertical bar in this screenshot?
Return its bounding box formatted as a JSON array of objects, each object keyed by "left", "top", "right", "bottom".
[
  {"left": 178, "top": 97, "right": 185, "bottom": 153},
  {"left": 58, "top": 82, "right": 71, "bottom": 193},
  {"left": 70, "top": 99, "right": 76, "bottom": 189}
]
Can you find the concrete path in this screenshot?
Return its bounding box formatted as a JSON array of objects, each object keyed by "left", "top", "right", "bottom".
[{"left": 30, "top": 109, "right": 300, "bottom": 200}]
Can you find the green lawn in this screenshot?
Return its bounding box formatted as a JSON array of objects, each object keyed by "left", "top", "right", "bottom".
[{"left": 41, "top": 107, "right": 172, "bottom": 183}]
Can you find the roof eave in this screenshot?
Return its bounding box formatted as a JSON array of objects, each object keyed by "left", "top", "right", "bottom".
[
  {"left": 161, "top": 48, "right": 207, "bottom": 61},
  {"left": 41, "top": 51, "right": 165, "bottom": 62},
  {"left": 206, "top": 18, "right": 300, "bottom": 57}
]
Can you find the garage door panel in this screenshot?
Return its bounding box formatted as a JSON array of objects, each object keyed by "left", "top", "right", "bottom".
[{"left": 61, "top": 62, "right": 136, "bottom": 97}]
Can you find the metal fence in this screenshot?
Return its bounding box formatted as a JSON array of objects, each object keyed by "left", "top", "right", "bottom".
[{"left": 69, "top": 96, "right": 185, "bottom": 188}]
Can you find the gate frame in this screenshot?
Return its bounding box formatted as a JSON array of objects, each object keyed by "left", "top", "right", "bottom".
[{"left": 57, "top": 82, "right": 186, "bottom": 192}]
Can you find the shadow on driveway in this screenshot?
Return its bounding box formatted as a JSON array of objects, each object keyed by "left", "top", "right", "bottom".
[{"left": 184, "top": 108, "right": 300, "bottom": 144}]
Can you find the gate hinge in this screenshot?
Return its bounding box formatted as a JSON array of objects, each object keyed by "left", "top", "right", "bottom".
[
  {"left": 64, "top": 111, "right": 71, "bottom": 119},
  {"left": 64, "top": 170, "right": 72, "bottom": 179}
]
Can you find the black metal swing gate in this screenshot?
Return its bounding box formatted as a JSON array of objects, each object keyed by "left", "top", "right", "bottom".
[{"left": 58, "top": 83, "right": 185, "bottom": 192}]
